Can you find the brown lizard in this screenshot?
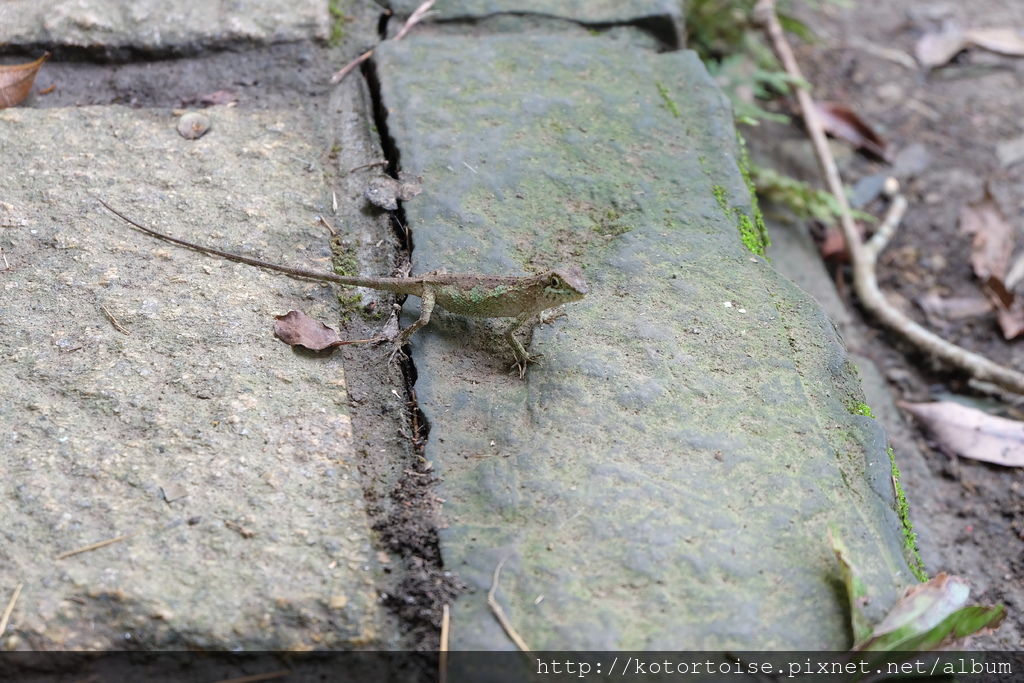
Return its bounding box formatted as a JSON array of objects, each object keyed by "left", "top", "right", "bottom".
[{"left": 98, "top": 199, "right": 588, "bottom": 375}]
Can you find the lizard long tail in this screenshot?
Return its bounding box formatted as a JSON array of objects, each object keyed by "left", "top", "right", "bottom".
[{"left": 97, "top": 199, "right": 414, "bottom": 294}]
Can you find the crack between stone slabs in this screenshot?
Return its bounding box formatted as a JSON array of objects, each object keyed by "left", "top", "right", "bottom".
[{"left": 352, "top": 25, "right": 466, "bottom": 651}]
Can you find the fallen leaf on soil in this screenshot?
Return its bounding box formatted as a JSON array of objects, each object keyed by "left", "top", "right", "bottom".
[
  {"left": 915, "top": 26, "right": 966, "bottom": 67},
  {"left": 960, "top": 193, "right": 1013, "bottom": 282},
  {"left": 274, "top": 310, "right": 353, "bottom": 351},
  {"left": 982, "top": 276, "right": 1024, "bottom": 339},
  {"left": 959, "top": 193, "right": 1024, "bottom": 337},
  {"left": 815, "top": 101, "right": 889, "bottom": 160},
  {"left": 0, "top": 52, "right": 50, "bottom": 109},
  {"left": 900, "top": 400, "right": 1024, "bottom": 466},
  {"left": 855, "top": 572, "right": 1005, "bottom": 651},
  {"left": 965, "top": 27, "right": 1024, "bottom": 57},
  {"left": 916, "top": 292, "right": 992, "bottom": 325}
]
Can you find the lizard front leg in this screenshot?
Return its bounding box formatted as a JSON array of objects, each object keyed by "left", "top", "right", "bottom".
[
  {"left": 503, "top": 311, "right": 541, "bottom": 378},
  {"left": 389, "top": 288, "right": 436, "bottom": 363}
]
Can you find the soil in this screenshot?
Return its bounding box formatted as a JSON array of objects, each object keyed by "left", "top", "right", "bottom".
[{"left": 756, "top": 0, "right": 1024, "bottom": 649}]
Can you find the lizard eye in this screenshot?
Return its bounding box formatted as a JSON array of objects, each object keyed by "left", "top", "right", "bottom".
[{"left": 548, "top": 275, "right": 562, "bottom": 288}]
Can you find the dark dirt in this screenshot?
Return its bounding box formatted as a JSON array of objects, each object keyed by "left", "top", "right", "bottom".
[{"left": 754, "top": 0, "right": 1024, "bottom": 649}]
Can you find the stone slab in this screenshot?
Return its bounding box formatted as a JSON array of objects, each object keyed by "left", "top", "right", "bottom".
[
  {"left": 0, "top": 106, "right": 383, "bottom": 648},
  {"left": 0, "top": 0, "right": 327, "bottom": 52},
  {"left": 388, "top": 0, "right": 683, "bottom": 46},
  {"left": 376, "top": 34, "right": 915, "bottom": 649}
]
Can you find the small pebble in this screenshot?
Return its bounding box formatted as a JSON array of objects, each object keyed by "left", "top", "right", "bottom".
[{"left": 177, "top": 111, "right": 211, "bottom": 140}]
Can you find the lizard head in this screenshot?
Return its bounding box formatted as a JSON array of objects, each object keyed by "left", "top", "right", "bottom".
[{"left": 542, "top": 266, "right": 589, "bottom": 304}]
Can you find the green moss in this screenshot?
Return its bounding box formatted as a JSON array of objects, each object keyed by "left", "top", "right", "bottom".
[
  {"left": 329, "top": 237, "right": 365, "bottom": 318},
  {"left": 328, "top": 0, "right": 349, "bottom": 47},
  {"left": 712, "top": 181, "right": 767, "bottom": 257},
  {"left": 655, "top": 82, "right": 682, "bottom": 119},
  {"left": 735, "top": 133, "right": 769, "bottom": 255},
  {"left": 888, "top": 445, "right": 928, "bottom": 582},
  {"left": 849, "top": 401, "right": 874, "bottom": 418}
]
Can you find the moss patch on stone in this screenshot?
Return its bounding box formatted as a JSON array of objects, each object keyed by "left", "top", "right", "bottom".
[{"left": 888, "top": 445, "right": 928, "bottom": 582}]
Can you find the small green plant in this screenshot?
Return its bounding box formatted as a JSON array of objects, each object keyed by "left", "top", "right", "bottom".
[
  {"left": 751, "top": 165, "right": 876, "bottom": 225},
  {"left": 328, "top": 0, "right": 351, "bottom": 47}
]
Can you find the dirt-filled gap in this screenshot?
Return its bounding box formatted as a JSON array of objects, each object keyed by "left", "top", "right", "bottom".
[{"left": 346, "top": 23, "right": 462, "bottom": 652}]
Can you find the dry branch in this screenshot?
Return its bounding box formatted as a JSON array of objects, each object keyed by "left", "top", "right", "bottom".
[{"left": 755, "top": 0, "right": 1024, "bottom": 394}]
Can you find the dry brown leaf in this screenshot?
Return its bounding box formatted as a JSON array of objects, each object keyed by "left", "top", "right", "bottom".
[
  {"left": 965, "top": 27, "right": 1024, "bottom": 57},
  {"left": 900, "top": 400, "right": 1024, "bottom": 467},
  {"left": 982, "top": 276, "right": 1024, "bottom": 339},
  {"left": 274, "top": 310, "right": 349, "bottom": 351},
  {"left": 0, "top": 52, "right": 50, "bottom": 109},
  {"left": 915, "top": 27, "right": 966, "bottom": 67},
  {"left": 815, "top": 101, "right": 889, "bottom": 160},
  {"left": 960, "top": 193, "right": 1012, "bottom": 282}
]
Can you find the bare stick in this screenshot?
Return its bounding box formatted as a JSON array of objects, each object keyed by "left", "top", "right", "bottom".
[
  {"left": 329, "top": 0, "right": 437, "bottom": 83},
  {"left": 330, "top": 48, "right": 373, "bottom": 84},
  {"left": 0, "top": 583, "right": 23, "bottom": 635},
  {"left": 755, "top": 0, "right": 1024, "bottom": 394},
  {"left": 56, "top": 533, "right": 135, "bottom": 560},
  {"left": 487, "top": 557, "right": 530, "bottom": 652},
  {"left": 211, "top": 671, "right": 290, "bottom": 683},
  {"left": 439, "top": 604, "right": 450, "bottom": 683}
]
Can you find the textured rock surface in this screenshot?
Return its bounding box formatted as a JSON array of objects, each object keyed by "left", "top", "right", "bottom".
[
  {"left": 0, "top": 107, "right": 385, "bottom": 648},
  {"left": 0, "top": 0, "right": 327, "bottom": 52},
  {"left": 376, "top": 34, "right": 914, "bottom": 649}
]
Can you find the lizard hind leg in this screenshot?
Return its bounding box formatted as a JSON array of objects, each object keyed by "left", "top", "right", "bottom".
[
  {"left": 388, "top": 289, "right": 436, "bottom": 365},
  {"left": 503, "top": 312, "right": 542, "bottom": 378}
]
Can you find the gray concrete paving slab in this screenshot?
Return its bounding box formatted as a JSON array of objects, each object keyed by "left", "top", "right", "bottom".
[
  {"left": 375, "top": 34, "right": 916, "bottom": 649},
  {"left": 0, "top": 106, "right": 385, "bottom": 648},
  {"left": 0, "top": 0, "right": 327, "bottom": 52}
]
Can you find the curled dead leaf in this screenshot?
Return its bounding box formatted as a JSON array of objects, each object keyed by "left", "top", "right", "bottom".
[
  {"left": 815, "top": 101, "right": 889, "bottom": 160},
  {"left": 900, "top": 400, "right": 1024, "bottom": 467},
  {"left": 960, "top": 192, "right": 1012, "bottom": 282},
  {"left": 965, "top": 27, "right": 1024, "bottom": 57},
  {"left": 0, "top": 52, "right": 50, "bottom": 109},
  {"left": 915, "top": 27, "right": 966, "bottom": 68},
  {"left": 274, "top": 310, "right": 347, "bottom": 351}
]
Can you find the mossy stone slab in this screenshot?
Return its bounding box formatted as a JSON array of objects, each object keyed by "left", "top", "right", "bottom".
[{"left": 375, "top": 34, "right": 914, "bottom": 649}]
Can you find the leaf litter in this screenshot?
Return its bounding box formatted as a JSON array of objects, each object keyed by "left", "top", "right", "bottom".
[
  {"left": 0, "top": 52, "right": 50, "bottom": 109},
  {"left": 916, "top": 25, "right": 1024, "bottom": 68},
  {"left": 900, "top": 400, "right": 1024, "bottom": 467},
  {"left": 274, "top": 310, "right": 377, "bottom": 351},
  {"left": 959, "top": 192, "right": 1024, "bottom": 339}
]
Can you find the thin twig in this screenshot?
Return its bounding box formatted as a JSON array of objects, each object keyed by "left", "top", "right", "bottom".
[
  {"left": 329, "top": 0, "right": 436, "bottom": 83},
  {"left": 755, "top": 0, "right": 1024, "bottom": 394},
  {"left": 393, "top": 0, "right": 437, "bottom": 41},
  {"left": 439, "top": 604, "right": 450, "bottom": 683},
  {"left": 346, "top": 160, "right": 388, "bottom": 175},
  {"left": 329, "top": 48, "right": 374, "bottom": 84},
  {"left": 317, "top": 215, "right": 338, "bottom": 236},
  {"left": 487, "top": 557, "right": 530, "bottom": 652},
  {"left": 0, "top": 583, "right": 23, "bottom": 635},
  {"left": 1, "top": 247, "right": 9, "bottom": 270},
  {"left": 55, "top": 533, "right": 135, "bottom": 560},
  {"left": 100, "top": 304, "right": 130, "bottom": 335}
]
